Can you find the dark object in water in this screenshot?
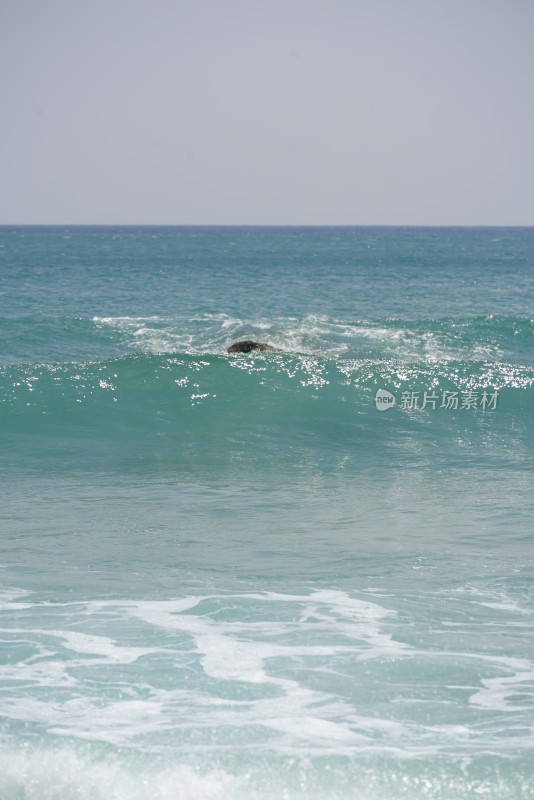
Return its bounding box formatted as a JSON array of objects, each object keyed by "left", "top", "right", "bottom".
[{"left": 227, "top": 340, "right": 279, "bottom": 353}]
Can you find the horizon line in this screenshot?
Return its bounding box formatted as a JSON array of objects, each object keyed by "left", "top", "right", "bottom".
[{"left": 1, "top": 223, "right": 533, "bottom": 230}]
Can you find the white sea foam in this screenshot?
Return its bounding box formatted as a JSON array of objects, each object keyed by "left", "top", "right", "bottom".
[
  {"left": 469, "top": 666, "right": 534, "bottom": 711},
  {"left": 0, "top": 590, "right": 410, "bottom": 751},
  {"left": 1, "top": 589, "right": 533, "bottom": 758},
  {"left": 0, "top": 746, "right": 237, "bottom": 800},
  {"left": 91, "top": 313, "right": 491, "bottom": 361},
  {"left": 1, "top": 742, "right": 532, "bottom": 800}
]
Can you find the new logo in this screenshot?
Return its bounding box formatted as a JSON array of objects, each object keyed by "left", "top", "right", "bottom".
[{"left": 375, "top": 389, "right": 396, "bottom": 412}]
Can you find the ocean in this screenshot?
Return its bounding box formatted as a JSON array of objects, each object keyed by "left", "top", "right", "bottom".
[{"left": 0, "top": 225, "right": 533, "bottom": 799}]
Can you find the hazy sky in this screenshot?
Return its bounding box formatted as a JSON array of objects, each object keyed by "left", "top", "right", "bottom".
[{"left": 1, "top": 0, "right": 533, "bottom": 225}]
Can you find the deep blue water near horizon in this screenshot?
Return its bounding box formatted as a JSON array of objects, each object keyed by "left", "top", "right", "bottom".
[{"left": 0, "top": 226, "right": 533, "bottom": 799}]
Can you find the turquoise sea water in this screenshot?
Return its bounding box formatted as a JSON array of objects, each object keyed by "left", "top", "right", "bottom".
[{"left": 1, "top": 226, "right": 533, "bottom": 799}]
